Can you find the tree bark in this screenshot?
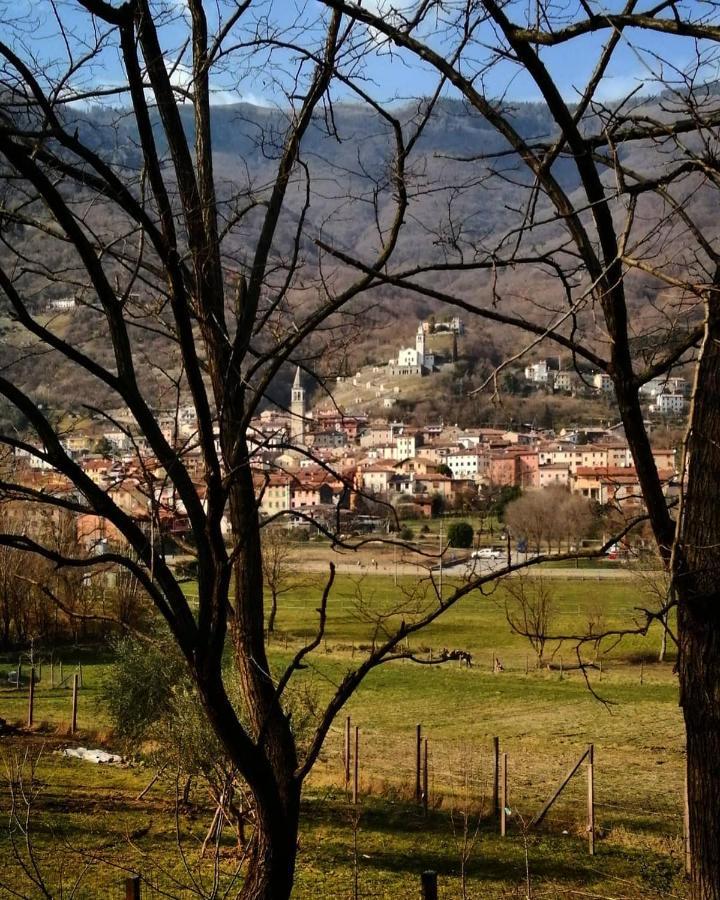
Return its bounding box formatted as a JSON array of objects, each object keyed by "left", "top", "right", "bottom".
[
  {"left": 676, "top": 295, "right": 720, "bottom": 900},
  {"left": 221, "top": 438, "right": 300, "bottom": 899},
  {"left": 199, "top": 655, "right": 301, "bottom": 900},
  {"left": 239, "top": 780, "right": 301, "bottom": 900},
  {"left": 268, "top": 589, "right": 278, "bottom": 634}
]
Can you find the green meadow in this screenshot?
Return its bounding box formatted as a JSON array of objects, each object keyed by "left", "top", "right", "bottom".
[{"left": 0, "top": 572, "right": 685, "bottom": 898}]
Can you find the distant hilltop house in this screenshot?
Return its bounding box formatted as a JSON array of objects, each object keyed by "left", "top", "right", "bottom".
[
  {"left": 649, "top": 393, "right": 687, "bottom": 416},
  {"left": 524, "top": 360, "right": 554, "bottom": 383},
  {"left": 421, "top": 315, "right": 464, "bottom": 335},
  {"left": 46, "top": 297, "right": 76, "bottom": 312},
  {"left": 388, "top": 325, "right": 435, "bottom": 377},
  {"left": 639, "top": 375, "right": 689, "bottom": 398}
]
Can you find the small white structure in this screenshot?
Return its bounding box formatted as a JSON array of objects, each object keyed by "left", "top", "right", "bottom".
[{"left": 47, "top": 297, "right": 76, "bottom": 312}]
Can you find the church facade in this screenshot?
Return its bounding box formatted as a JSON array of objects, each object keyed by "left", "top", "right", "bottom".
[{"left": 388, "top": 325, "right": 435, "bottom": 377}]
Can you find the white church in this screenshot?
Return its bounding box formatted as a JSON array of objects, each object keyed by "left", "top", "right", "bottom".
[{"left": 388, "top": 325, "right": 435, "bottom": 377}]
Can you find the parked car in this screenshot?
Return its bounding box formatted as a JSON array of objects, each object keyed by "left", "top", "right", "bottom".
[{"left": 471, "top": 547, "right": 504, "bottom": 559}]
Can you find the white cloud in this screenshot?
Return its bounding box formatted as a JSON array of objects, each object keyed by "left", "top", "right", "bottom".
[
  {"left": 166, "top": 60, "right": 193, "bottom": 91},
  {"left": 361, "top": 0, "right": 397, "bottom": 49}
]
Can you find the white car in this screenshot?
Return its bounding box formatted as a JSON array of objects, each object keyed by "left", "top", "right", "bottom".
[{"left": 471, "top": 547, "right": 504, "bottom": 559}]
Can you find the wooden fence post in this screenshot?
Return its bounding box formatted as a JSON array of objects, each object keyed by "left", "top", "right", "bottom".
[
  {"left": 422, "top": 738, "right": 429, "bottom": 816},
  {"left": 37, "top": 660, "right": 42, "bottom": 682},
  {"left": 50, "top": 659, "right": 54, "bottom": 688},
  {"left": 125, "top": 875, "right": 141, "bottom": 900},
  {"left": 420, "top": 870, "right": 438, "bottom": 900},
  {"left": 16, "top": 660, "right": 21, "bottom": 690},
  {"left": 415, "top": 723, "right": 422, "bottom": 802},
  {"left": 353, "top": 726, "right": 359, "bottom": 805},
  {"left": 27, "top": 667, "right": 35, "bottom": 728},
  {"left": 344, "top": 715, "right": 351, "bottom": 786},
  {"left": 79, "top": 664, "right": 83, "bottom": 688},
  {"left": 500, "top": 753, "right": 508, "bottom": 837},
  {"left": 59, "top": 660, "right": 63, "bottom": 686},
  {"left": 492, "top": 736, "right": 500, "bottom": 819},
  {"left": 684, "top": 762, "right": 691, "bottom": 876},
  {"left": 587, "top": 744, "right": 595, "bottom": 855},
  {"left": 532, "top": 746, "right": 591, "bottom": 827},
  {"left": 71, "top": 673, "right": 79, "bottom": 734}
]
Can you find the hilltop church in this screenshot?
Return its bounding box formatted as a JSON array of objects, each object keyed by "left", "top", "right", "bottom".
[{"left": 388, "top": 325, "right": 435, "bottom": 376}]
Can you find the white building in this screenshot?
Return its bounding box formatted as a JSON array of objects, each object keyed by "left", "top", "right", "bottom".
[
  {"left": 650, "top": 393, "right": 687, "bottom": 415},
  {"left": 640, "top": 376, "right": 689, "bottom": 398},
  {"left": 394, "top": 434, "right": 417, "bottom": 460},
  {"left": 46, "top": 297, "right": 76, "bottom": 312},
  {"left": 524, "top": 360, "right": 551, "bottom": 383},
  {"left": 592, "top": 372, "right": 613, "bottom": 392},
  {"left": 553, "top": 371, "right": 581, "bottom": 392},
  {"left": 446, "top": 450, "right": 486, "bottom": 481}
]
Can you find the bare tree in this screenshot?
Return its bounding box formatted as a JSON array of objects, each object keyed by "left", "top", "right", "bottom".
[
  {"left": 314, "top": 3, "right": 720, "bottom": 894},
  {"left": 503, "top": 574, "right": 556, "bottom": 667},
  {"left": 260, "top": 527, "right": 296, "bottom": 634},
  {"left": 505, "top": 488, "right": 593, "bottom": 554},
  {"left": 0, "top": 519, "right": 25, "bottom": 649},
  {"left": 504, "top": 490, "right": 548, "bottom": 555}
]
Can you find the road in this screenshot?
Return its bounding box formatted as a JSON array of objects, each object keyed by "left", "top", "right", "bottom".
[{"left": 290, "top": 549, "right": 645, "bottom": 580}]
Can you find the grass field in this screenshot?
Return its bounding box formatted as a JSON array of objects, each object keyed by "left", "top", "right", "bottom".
[{"left": 0, "top": 572, "right": 686, "bottom": 898}]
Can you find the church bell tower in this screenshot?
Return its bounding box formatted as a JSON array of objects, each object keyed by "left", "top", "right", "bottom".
[
  {"left": 415, "top": 326, "right": 426, "bottom": 365},
  {"left": 290, "top": 366, "right": 306, "bottom": 446}
]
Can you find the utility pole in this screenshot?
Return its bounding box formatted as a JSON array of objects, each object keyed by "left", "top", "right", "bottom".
[{"left": 438, "top": 518, "right": 443, "bottom": 597}]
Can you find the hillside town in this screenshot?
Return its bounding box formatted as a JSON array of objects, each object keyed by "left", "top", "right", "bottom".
[{"left": 3, "top": 359, "right": 678, "bottom": 552}]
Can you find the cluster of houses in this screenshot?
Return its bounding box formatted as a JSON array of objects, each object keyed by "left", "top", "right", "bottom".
[
  {"left": 523, "top": 360, "right": 689, "bottom": 415},
  {"left": 4, "top": 366, "right": 677, "bottom": 551}
]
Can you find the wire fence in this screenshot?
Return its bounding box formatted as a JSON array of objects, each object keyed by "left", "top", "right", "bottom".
[{"left": 320, "top": 720, "right": 685, "bottom": 840}]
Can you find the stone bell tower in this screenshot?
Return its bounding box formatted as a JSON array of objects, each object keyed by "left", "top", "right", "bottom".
[{"left": 290, "top": 366, "right": 306, "bottom": 446}]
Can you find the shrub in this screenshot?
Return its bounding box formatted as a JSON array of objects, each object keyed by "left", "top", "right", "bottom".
[
  {"left": 446, "top": 521, "right": 474, "bottom": 548},
  {"left": 399, "top": 526, "right": 415, "bottom": 541}
]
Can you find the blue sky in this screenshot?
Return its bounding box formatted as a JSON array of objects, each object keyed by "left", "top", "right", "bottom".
[{"left": 2, "top": 0, "right": 718, "bottom": 107}]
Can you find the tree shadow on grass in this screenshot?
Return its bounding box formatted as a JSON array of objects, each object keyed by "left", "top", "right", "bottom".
[{"left": 301, "top": 793, "right": 680, "bottom": 892}]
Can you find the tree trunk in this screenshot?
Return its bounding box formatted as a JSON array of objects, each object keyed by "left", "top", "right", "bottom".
[
  {"left": 200, "top": 664, "right": 301, "bottom": 900},
  {"left": 658, "top": 609, "right": 668, "bottom": 663},
  {"left": 676, "top": 295, "right": 720, "bottom": 900},
  {"left": 240, "top": 779, "right": 301, "bottom": 900},
  {"left": 268, "top": 589, "right": 278, "bottom": 634},
  {"left": 222, "top": 439, "right": 301, "bottom": 899}
]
